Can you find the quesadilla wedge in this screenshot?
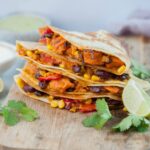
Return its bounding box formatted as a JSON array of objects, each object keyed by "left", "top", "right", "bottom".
[
  {"left": 39, "top": 26, "right": 131, "bottom": 75},
  {"left": 16, "top": 41, "right": 130, "bottom": 87},
  {"left": 14, "top": 75, "right": 123, "bottom": 112},
  {"left": 18, "top": 62, "right": 123, "bottom": 99}
]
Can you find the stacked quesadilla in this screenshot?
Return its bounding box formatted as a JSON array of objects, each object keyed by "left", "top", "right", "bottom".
[{"left": 15, "top": 26, "right": 137, "bottom": 112}]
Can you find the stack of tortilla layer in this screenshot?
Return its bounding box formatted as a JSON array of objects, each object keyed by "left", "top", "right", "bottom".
[{"left": 14, "top": 26, "right": 148, "bottom": 113}]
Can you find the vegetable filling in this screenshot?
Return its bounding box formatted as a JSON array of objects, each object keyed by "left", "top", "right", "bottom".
[
  {"left": 22, "top": 62, "right": 123, "bottom": 96},
  {"left": 39, "top": 26, "right": 126, "bottom": 74},
  {"left": 17, "top": 77, "right": 123, "bottom": 113},
  {"left": 17, "top": 45, "right": 129, "bottom": 82}
]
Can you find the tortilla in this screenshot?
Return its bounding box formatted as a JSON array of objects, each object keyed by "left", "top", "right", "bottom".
[
  {"left": 19, "top": 70, "right": 121, "bottom": 101},
  {"left": 14, "top": 75, "right": 123, "bottom": 112},
  {"left": 16, "top": 41, "right": 130, "bottom": 87},
  {"left": 39, "top": 26, "right": 131, "bottom": 75}
]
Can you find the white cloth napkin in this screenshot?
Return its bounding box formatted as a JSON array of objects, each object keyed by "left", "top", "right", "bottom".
[{"left": 111, "top": 9, "right": 150, "bottom": 37}]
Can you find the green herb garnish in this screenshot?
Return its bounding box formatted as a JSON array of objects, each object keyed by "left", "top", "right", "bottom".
[
  {"left": 113, "top": 114, "right": 150, "bottom": 132},
  {"left": 0, "top": 100, "right": 39, "bottom": 126},
  {"left": 131, "top": 59, "right": 150, "bottom": 79},
  {"left": 82, "top": 98, "right": 112, "bottom": 129}
]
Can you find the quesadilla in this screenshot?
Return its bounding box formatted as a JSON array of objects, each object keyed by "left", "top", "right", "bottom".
[
  {"left": 14, "top": 25, "right": 150, "bottom": 113},
  {"left": 16, "top": 41, "right": 130, "bottom": 87},
  {"left": 39, "top": 26, "right": 131, "bottom": 75},
  {"left": 18, "top": 62, "right": 122, "bottom": 100},
  {"left": 14, "top": 75, "right": 123, "bottom": 113}
]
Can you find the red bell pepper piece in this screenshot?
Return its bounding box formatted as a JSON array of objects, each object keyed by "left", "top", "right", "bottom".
[
  {"left": 79, "top": 104, "right": 96, "bottom": 113},
  {"left": 64, "top": 99, "right": 80, "bottom": 103},
  {"left": 39, "top": 26, "right": 53, "bottom": 35},
  {"left": 38, "top": 74, "right": 62, "bottom": 81}
]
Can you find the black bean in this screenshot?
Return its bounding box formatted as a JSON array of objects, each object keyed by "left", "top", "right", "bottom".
[
  {"left": 106, "top": 100, "right": 122, "bottom": 105},
  {"left": 65, "top": 102, "right": 72, "bottom": 110},
  {"left": 42, "top": 33, "right": 53, "bottom": 39},
  {"left": 120, "top": 73, "right": 129, "bottom": 80},
  {"left": 64, "top": 41, "right": 71, "bottom": 49},
  {"left": 95, "top": 70, "right": 112, "bottom": 79},
  {"left": 34, "top": 90, "right": 45, "bottom": 96},
  {"left": 72, "top": 65, "right": 81, "bottom": 73},
  {"left": 66, "top": 87, "right": 75, "bottom": 92},
  {"left": 23, "top": 85, "right": 35, "bottom": 93},
  {"left": 39, "top": 81, "right": 48, "bottom": 89},
  {"left": 35, "top": 72, "right": 41, "bottom": 79},
  {"left": 89, "top": 86, "right": 102, "bottom": 93}
]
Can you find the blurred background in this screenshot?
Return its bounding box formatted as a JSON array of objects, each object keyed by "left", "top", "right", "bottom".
[
  {"left": 0, "top": 0, "right": 150, "bottom": 32},
  {"left": 0, "top": 0, "right": 150, "bottom": 100}
]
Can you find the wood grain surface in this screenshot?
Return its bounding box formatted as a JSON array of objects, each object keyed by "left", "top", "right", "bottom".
[{"left": 0, "top": 36, "right": 149, "bottom": 150}]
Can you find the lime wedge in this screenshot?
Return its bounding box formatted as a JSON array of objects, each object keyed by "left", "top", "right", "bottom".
[
  {"left": 0, "top": 78, "right": 4, "bottom": 92},
  {"left": 122, "top": 79, "right": 150, "bottom": 117}
]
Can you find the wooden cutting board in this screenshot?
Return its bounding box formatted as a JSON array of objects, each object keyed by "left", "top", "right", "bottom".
[{"left": 0, "top": 36, "right": 149, "bottom": 150}]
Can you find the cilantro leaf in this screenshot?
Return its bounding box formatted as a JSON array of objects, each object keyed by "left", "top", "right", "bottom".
[
  {"left": 21, "top": 107, "right": 39, "bottom": 121},
  {"left": 8, "top": 100, "right": 26, "bottom": 111},
  {"left": 2, "top": 107, "right": 20, "bottom": 126},
  {"left": 113, "top": 114, "right": 150, "bottom": 132},
  {"left": 82, "top": 113, "right": 101, "bottom": 127},
  {"left": 131, "top": 59, "right": 150, "bottom": 79},
  {"left": 0, "top": 100, "right": 39, "bottom": 126},
  {"left": 82, "top": 99, "right": 112, "bottom": 129}
]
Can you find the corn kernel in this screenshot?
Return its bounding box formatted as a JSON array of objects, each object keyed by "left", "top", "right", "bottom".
[
  {"left": 85, "top": 99, "right": 92, "bottom": 104},
  {"left": 117, "top": 65, "right": 126, "bottom": 74},
  {"left": 70, "top": 107, "right": 77, "bottom": 113},
  {"left": 17, "top": 78, "right": 24, "bottom": 88},
  {"left": 83, "top": 73, "right": 90, "bottom": 80},
  {"left": 58, "top": 100, "right": 65, "bottom": 109},
  {"left": 35, "top": 50, "right": 39, "bottom": 54},
  {"left": 72, "top": 50, "right": 79, "bottom": 57},
  {"left": 47, "top": 44, "right": 53, "bottom": 50},
  {"left": 48, "top": 96, "right": 54, "bottom": 102},
  {"left": 102, "top": 55, "right": 110, "bottom": 63},
  {"left": 31, "top": 54, "right": 37, "bottom": 60},
  {"left": 123, "top": 107, "right": 127, "bottom": 112},
  {"left": 59, "top": 63, "right": 65, "bottom": 68},
  {"left": 91, "top": 75, "right": 99, "bottom": 81},
  {"left": 26, "top": 50, "right": 33, "bottom": 57},
  {"left": 50, "top": 100, "right": 58, "bottom": 108}
]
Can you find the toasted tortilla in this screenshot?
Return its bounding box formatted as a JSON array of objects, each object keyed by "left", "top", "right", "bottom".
[
  {"left": 41, "top": 25, "right": 131, "bottom": 74},
  {"left": 17, "top": 39, "right": 130, "bottom": 75},
  {"left": 18, "top": 70, "right": 121, "bottom": 101},
  {"left": 16, "top": 41, "right": 130, "bottom": 87},
  {"left": 14, "top": 75, "right": 123, "bottom": 111},
  {"left": 14, "top": 75, "right": 50, "bottom": 104},
  {"left": 20, "top": 62, "right": 123, "bottom": 96}
]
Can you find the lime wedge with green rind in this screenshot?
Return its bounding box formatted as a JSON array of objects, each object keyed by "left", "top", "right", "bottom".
[{"left": 122, "top": 79, "right": 150, "bottom": 117}]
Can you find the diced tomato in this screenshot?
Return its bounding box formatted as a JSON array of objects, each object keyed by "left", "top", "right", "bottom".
[
  {"left": 40, "top": 53, "right": 60, "bottom": 65},
  {"left": 79, "top": 104, "right": 96, "bottom": 113},
  {"left": 63, "top": 99, "right": 80, "bottom": 103},
  {"left": 38, "top": 74, "right": 62, "bottom": 81},
  {"left": 18, "top": 49, "right": 25, "bottom": 56},
  {"left": 39, "top": 26, "right": 53, "bottom": 36},
  {"left": 105, "top": 86, "right": 120, "bottom": 94},
  {"left": 39, "top": 38, "right": 47, "bottom": 44}
]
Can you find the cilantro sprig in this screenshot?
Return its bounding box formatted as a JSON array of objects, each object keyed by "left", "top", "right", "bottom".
[
  {"left": 113, "top": 114, "right": 150, "bottom": 132},
  {"left": 0, "top": 100, "right": 39, "bottom": 126},
  {"left": 131, "top": 59, "right": 150, "bottom": 79},
  {"left": 82, "top": 98, "right": 150, "bottom": 132},
  {"left": 82, "top": 99, "right": 112, "bottom": 129}
]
